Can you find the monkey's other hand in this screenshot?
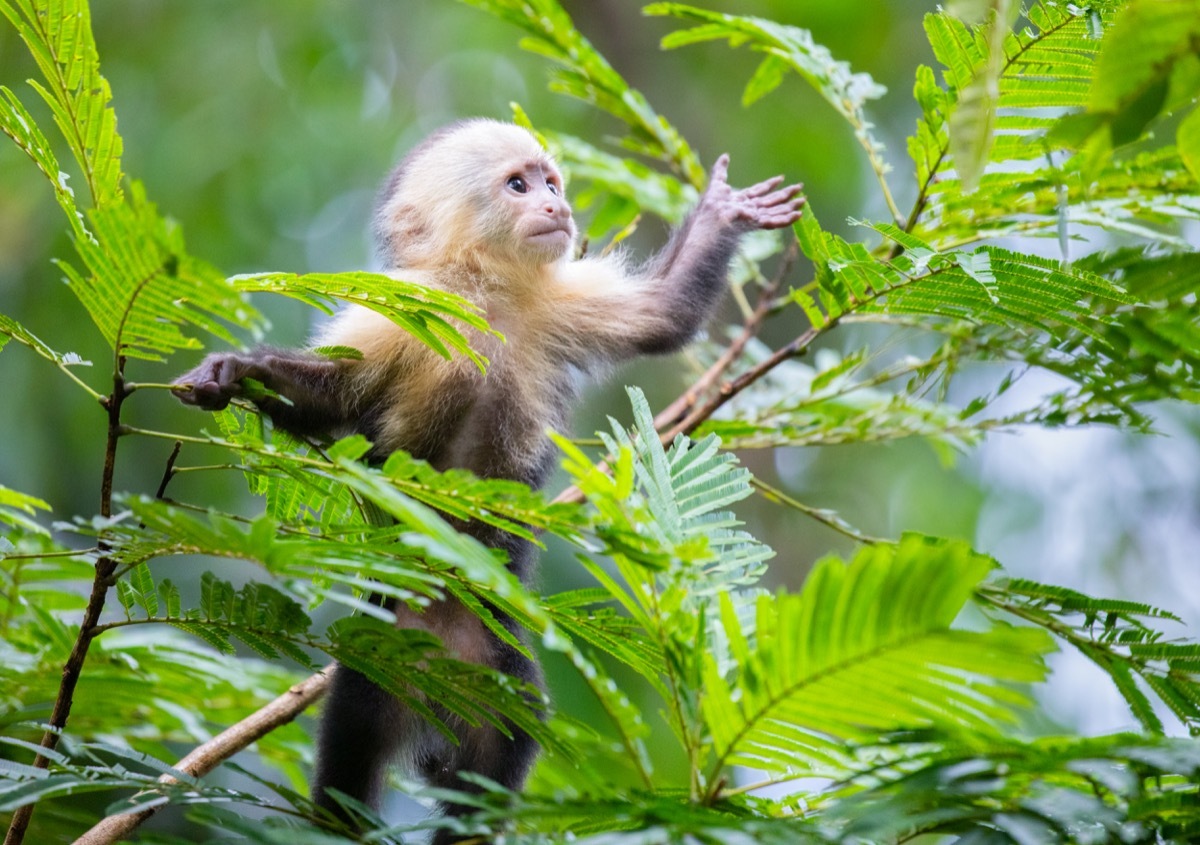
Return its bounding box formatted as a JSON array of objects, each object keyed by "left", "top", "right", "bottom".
[
  {"left": 703, "top": 153, "right": 806, "bottom": 232},
  {"left": 172, "top": 353, "right": 257, "bottom": 411}
]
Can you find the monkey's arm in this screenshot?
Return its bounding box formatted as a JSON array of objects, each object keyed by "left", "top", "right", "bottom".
[
  {"left": 557, "top": 155, "right": 804, "bottom": 361},
  {"left": 173, "top": 349, "right": 357, "bottom": 437}
]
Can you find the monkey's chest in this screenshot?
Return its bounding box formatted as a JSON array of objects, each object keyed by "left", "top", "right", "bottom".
[
  {"left": 439, "top": 347, "right": 572, "bottom": 485},
  {"left": 369, "top": 334, "right": 571, "bottom": 487}
]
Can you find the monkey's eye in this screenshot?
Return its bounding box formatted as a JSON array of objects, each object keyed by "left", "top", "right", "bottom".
[
  {"left": 546, "top": 180, "right": 559, "bottom": 196},
  {"left": 507, "top": 176, "right": 528, "bottom": 194}
]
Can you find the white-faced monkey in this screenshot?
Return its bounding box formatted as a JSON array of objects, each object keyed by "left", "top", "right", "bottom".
[{"left": 173, "top": 119, "right": 804, "bottom": 838}]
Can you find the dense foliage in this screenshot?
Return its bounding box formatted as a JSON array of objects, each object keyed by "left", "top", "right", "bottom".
[{"left": 3, "top": 0, "right": 1200, "bottom": 842}]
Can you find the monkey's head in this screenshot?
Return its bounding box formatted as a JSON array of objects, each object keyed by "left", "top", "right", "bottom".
[{"left": 374, "top": 120, "right": 577, "bottom": 270}]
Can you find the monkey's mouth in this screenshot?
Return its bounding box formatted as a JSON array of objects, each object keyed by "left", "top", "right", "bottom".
[{"left": 528, "top": 226, "right": 571, "bottom": 240}]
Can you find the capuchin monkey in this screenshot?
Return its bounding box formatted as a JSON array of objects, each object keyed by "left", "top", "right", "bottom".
[{"left": 173, "top": 119, "right": 804, "bottom": 839}]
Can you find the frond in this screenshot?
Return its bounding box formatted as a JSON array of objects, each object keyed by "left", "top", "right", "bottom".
[
  {"left": 596, "top": 386, "right": 773, "bottom": 599},
  {"left": 460, "top": 0, "right": 705, "bottom": 185},
  {"left": 0, "top": 86, "right": 89, "bottom": 240},
  {"left": 702, "top": 536, "right": 1053, "bottom": 780},
  {"left": 0, "top": 312, "right": 91, "bottom": 373},
  {"left": 234, "top": 271, "right": 500, "bottom": 372},
  {"left": 694, "top": 337, "right": 982, "bottom": 453},
  {"left": 910, "top": 2, "right": 1200, "bottom": 247},
  {"left": 0, "top": 483, "right": 51, "bottom": 537},
  {"left": 979, "top": 577, "right": 1200, "bottom": 735},
  {"left": 821, "top": 732, "right": 1200, "bottom": 844},
  {"left": 645, "top": 3, "right": 889, "bottom": 180},
  {"left": 59, "top": 182, "right": 262, "bottom": 361},
  {"left": 794, "top": 202, "right": 1131, "bottom": 341},
  {"left": 212, "top": 408, "right": 364, "bottom": 529},
  {"left": 0, "top": 0, "right": 123, "bottom": 207}
]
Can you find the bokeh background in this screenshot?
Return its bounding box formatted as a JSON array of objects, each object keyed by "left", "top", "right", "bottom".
[{"left": 3, "top": 0, "right": 1199, "bottom": 815}]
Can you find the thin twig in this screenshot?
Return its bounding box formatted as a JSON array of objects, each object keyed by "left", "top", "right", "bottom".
[
  {"left": 750, "top": 478, "right": 885, "bottom": 545},
  {"left": 153, "top": 441, "right": 183, "bottom": 500},
  {"left": 654, "top": 240, "right": 798, "bottom": 432},
  {"left": 664, "top": 326, "right": 820, "bottom": 443},
  {"left": 74, "top": 668, "right": 333, "bottom": 845},
  {"left": 5, "top": 361, "right": 128, "bottom": 845}
]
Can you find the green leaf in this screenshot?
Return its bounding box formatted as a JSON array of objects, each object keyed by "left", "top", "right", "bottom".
[
  {"left": 703, "top": 535, "right": 1052, "bottom": 779},
  {"left": 0, "top": 311, "right": 93, "bottom": 374},
  {"left": 0, "top": 0, "right": 123, "bottom": 207},
  {"left": 742, "top": 54, "right": 787, "bottom": 107},
  {"left": 947, "top": 0, "right": 1017, "bottom": 192},
  {"left": 62, "top": 182, "right": 262, "bottom": 361},
  {"left": 0, "top": 86, "right": 89, "bottom": 240},
  {"left": 1179, "top": 105, "right": 1200, "bottom": 182},
  {"left": 978, "top": 577, "right": 1200, "bottom": 734},
  {"left": 1089, "top": 0, "right": 1200, "bottom": 116},
  {"left": 234, "top": 271, "right": 498, "bottom": 372},
  {"left": 462, "top": 0, "right": 705, "bottom": 186},
  {"left": 0, "top": 483, "right": 51, "bottom": 536},
  {"left": 646, "top": 3, "right": 889, "bottom": 185}
]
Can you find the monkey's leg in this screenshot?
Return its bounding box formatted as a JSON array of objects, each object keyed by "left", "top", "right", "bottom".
[
  {"left": 312, "top": 665, "right": 407, "bottom": 822},
  {"left": 427, "top": 635, "right": 542, "bottom": 845}
]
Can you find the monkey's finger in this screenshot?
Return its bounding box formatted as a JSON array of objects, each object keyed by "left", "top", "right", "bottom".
[
  {"left": 189, "top": 381, "right": 236, "bottom": 411},
  {"left": 755, "top": 184, "right": 806, "bottom": 208},
  {"left": 709, "top": 153, "right": 731, "bottom": 185},
  {"left": 775, "top": 182, "right": 806, "bottom": 201},
  {"left": 741, "top": 175, "right": 785, "bottom": 198},
  {"left": 756, "top": 199, "right": 806, "bottom": 225},
  {"left": 757, "top": 210, "right": 805, "bottom": 229}
]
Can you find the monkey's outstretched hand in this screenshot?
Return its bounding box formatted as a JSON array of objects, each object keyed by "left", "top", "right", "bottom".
[
  {"left": 173, "top": 349, "right": 349, "bottom": 437},
  {"left": 172, "top": 353, "right": 260, "bottom": 411},
  {"left": 701, "top": 153, "right": 805, "bottom": 232}
]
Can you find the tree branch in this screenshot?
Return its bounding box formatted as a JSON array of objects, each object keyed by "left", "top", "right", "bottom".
[
  {"left": 73, "top": 667, "right": 333, "bottom": 845},
  {"left": 653, "top": 241, "right": 797, "bottom": 432},
  {"left": 6, "top": 363, "right": 128, "bottom": 845}
]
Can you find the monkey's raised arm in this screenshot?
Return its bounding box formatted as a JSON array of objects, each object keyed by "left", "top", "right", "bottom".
[
  {"left": 173, "top": 349, "right": 357, "bottom": 438},
  {"left": 555, "top": 155, "right": 804, "bottom": 362}
]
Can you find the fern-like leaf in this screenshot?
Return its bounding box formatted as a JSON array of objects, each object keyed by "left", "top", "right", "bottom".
[
  {"left": 0, "top": 0, "right": 123, "bottom": 207},
  {"left": 794, "top": 202, "right": 1132, "bottom": 342},
  {"left": 0, "top": 86, "right": 90, "bottom": 239},
  {"left": 645, "top": 3, "right": 890, "bottom": 189},
  {"left": 911, "top": 2, "right": 1200, "bottom": 248},
  {"left": 59, "top": 182, "right": 262, "bottom": 361},
  {"left": 0, "top": 484, "right": 51, "bottom": 539},
  {"left": 460, "top": 0, "right": 705, "bottom": 185},
  {"left": 979, "top": 576, "right": 1200, "bottom": 735},
  {"left": 703, "top": 536, "right": 1053, "bottom": 780},
  {"left": 234, "top": 271, "right": 499, "bottom": 372}
]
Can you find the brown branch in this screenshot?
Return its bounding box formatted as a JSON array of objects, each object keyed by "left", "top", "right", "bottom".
[
  {"left": 664, "top": 326, "right": 820, "bottom": 443},
  {"left": 154, "top": 440, "right": 184, "bottom": 500},
  {"left": 554, "top": 323, "right": 823, "bottom": 506},
  {"left": 653, "top": 241, "right": 798, "bottom": 432},
  {"left": 555, "top": 243, "right": 803, "bottom": 507},
  {"left": 74, "top": 667, "right": 333, "bottom": 845},
  {"left": 5, "top": 362, "right": 128, "bottom": 845}
]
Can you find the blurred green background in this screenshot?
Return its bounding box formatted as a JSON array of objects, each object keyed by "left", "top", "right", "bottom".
[{"left": 3, "top": 1, "right": 1199, "bottom": 805}]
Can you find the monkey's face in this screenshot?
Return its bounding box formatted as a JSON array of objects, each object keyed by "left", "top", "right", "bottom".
[{"left": 498, "top": 159, "right": 576, "bottom": 264}]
